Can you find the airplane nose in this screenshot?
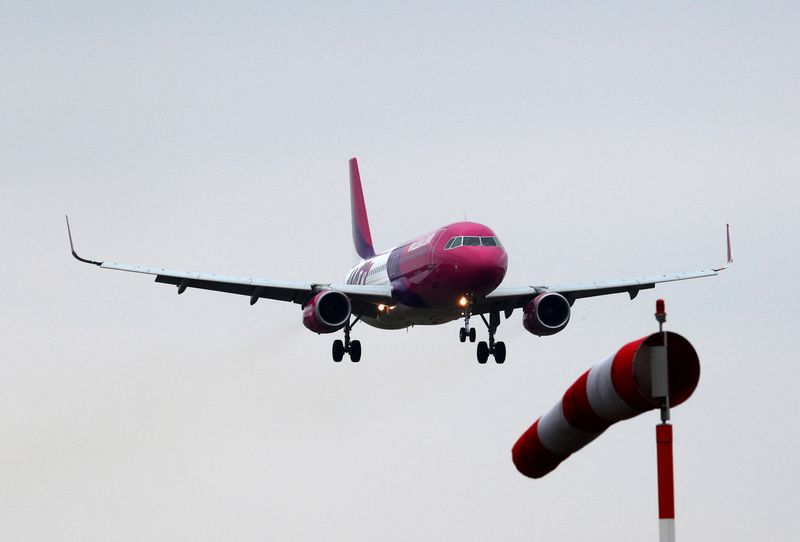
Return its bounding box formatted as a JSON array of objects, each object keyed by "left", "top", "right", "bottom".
[{"left": 455, "top": 248, "right": 508, "bottom": 294}]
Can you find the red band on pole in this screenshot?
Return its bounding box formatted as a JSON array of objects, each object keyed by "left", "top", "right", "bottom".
[{"left": 656, "top": 424, "right": 675, "bottom": 519}]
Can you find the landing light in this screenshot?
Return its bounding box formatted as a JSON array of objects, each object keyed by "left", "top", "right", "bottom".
[
  {"left": 378, "top": 304, "right": 386, "bottom": 312},
  {"left": 458, "top": 296, "right": 469, "bottom": 307}
]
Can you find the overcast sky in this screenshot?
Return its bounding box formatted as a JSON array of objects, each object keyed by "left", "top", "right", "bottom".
[{"left": 2, "top": 2, "right": 799, "bottom": 540}]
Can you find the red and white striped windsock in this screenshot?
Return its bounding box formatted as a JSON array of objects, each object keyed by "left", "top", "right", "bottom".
[{"left": 512, "top": 331, "right": 699, "bottom": 478}]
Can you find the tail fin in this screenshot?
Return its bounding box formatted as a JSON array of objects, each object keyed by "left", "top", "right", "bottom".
[{"left": 349, "top": 157, "right": 376, "bottom": 259}]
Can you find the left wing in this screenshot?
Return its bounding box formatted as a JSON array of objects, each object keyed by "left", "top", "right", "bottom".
[
  {"left": 478, "top": 225, "right": 733, "bottom": 315},
  {"left": 66, "top": 216, "right": 394, "bottom": 316}
]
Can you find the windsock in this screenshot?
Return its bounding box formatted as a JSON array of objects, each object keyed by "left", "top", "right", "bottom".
[{"left": 512, "top": 332, "right": 699, "bottom": 479}]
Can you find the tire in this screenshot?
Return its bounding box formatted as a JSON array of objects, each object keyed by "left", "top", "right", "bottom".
[
  {"left": 349, "top": 340, "right": 362, "bottom": 363},
  {"left": 332, "top": 340, "right": 345, "bottom": 362},
  {"left": 494, "top": 341, "right": 506, "bottom": 364},
  {"left": 459, "top": 328, "right": 467, "bottom": 343},
  {"left": 477, "top": 341, "right": 489, "bottom": 364},
  {"left": 469, "top": 328, "right": 476, "bottom": 343}
]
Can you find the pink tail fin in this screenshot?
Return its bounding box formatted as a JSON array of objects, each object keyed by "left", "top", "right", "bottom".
[{"left": 349, "top": 158, "right": 376, "bottom": 259}]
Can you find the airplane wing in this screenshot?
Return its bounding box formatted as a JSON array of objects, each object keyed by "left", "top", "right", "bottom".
[
  {"left": 478, "top": 225, "right": 733, "bottom": 316},
  {"left": 66, "top": 217, "right": 394, "bottom": 316}
]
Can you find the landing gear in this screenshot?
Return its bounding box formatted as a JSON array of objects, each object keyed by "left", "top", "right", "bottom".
[
  {"left": 459, "top": 327, "right": 477, "bottom": 343},
  {"left": 459, "top": 309, "right": 477, "bottom": 343},
  {"left": 475, "top": 309, "right": 506, "bottom": 364},
  {"left": 477, "top": 341, "right": 489, "bottom": 364},
  {"left": 494, "top": 341, "right": 506, "bottom": 364},
  {"left": 349, "top": 340, "right": 362, "bottom": 363},
  {"left": 332, "top": 316, "right": 362, "bottom": 362},
  {"left": 332, "top": 340, "right": 345, "bottom": 362}
]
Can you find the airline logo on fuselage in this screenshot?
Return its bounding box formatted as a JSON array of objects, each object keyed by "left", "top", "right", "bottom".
[{"left": 347, "top": 261, "right": 373, "bottom": 285}]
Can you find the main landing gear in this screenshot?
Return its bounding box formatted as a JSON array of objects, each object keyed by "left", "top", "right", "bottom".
[
  {"left": 332, "top": 316, "right": 362, "bottom": 363},
  {"left": 475, "top": 310, "right": 506, "bottom": 364}
]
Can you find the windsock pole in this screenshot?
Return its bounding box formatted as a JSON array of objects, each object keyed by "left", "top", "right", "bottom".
[
  {"left": 653, "top": 299, "right": 675, "bottom": 542},
  {"left": 657, "top": 424, "right": 675, "bottom": 541}
]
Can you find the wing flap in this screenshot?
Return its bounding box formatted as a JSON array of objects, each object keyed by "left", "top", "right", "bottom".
[
  {"left": 100, "top": 261, "right": 317, "bottom": 303},
  {"left": 153, "top": 275, "right": 309, "bottom": 303},
  {"left": 545, "top": 269, "right": 717, "bottom": 300},
  {"left": 484, "top": 268, "right": 720, "bottom": 311}
]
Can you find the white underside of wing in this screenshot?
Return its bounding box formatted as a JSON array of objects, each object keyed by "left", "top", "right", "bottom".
[
  {"left": 485, "top": 285, "right": 539, "bottom": 300},
  {"left": 486, "top": 268, "right": 721, "bottom": 304},
  {"left": 541, "top": 268, "right": 719, "bottom": 294},
  {"left": 100, "top": 261, "right": 314, "bottom": 290},
  {"left": 99, "top": 262, "right": 395, "bottom": 305},
  {"left": 328, "top": 283, "right": 394, "bottom": 301}
]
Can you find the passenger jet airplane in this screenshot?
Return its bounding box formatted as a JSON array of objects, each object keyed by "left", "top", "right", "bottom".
[{"left": 67, "top": 158, "right": 732, "bottom": 364}]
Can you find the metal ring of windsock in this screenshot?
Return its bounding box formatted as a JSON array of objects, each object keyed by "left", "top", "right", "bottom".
[{"left": 512, "top": 331, "right": 699, "bottom": 479}]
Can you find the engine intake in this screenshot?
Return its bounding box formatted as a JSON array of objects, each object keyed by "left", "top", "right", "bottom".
[
  {"left": 302, "top": 290, "right": 352, "bottom": 334},
  {"left": 523, "top": 292, "right": 571, "bottom": 336}
]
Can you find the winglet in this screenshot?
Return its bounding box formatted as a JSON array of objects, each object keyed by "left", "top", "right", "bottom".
[
  {"left": 712, "top": 223, "right": 733, "bottom": 272},
  {"left": 349, "top": 158, "right": 376, "bottom": 259},
  {"left": 65, "top": 215, "right": 103, "bottom": 266}
]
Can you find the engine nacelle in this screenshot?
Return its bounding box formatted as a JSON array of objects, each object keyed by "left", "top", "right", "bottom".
[
  {"left": 302, "top": 290, "right": 352, "bottom": 334},
  {"left": 522, "top": 292, "right": 571, "bottom": 336}
]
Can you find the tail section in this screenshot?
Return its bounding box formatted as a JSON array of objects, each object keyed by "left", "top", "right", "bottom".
[{"left": 349, "top": 157, "right": 376, "bottom": 259}]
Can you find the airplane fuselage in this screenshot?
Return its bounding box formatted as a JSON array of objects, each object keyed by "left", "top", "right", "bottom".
[{"left": 344, "top": 221, "right": 508, "bottom": 328}]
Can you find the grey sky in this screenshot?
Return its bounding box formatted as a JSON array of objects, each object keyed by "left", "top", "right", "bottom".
[{"left": 2, "top": 2, "right": 799, "bottom": 540}]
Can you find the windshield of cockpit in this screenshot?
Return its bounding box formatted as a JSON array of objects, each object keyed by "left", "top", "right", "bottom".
[{"left": 444, "top": 236, "right": 499, "bottom": 249}]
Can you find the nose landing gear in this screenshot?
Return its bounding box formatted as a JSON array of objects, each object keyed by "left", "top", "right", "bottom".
[
  {"left": 459, "top": 309, "right": 477, "bottom": 343},
  {"left": 332, "top": 316, "right": 362, "bottom": 363}
]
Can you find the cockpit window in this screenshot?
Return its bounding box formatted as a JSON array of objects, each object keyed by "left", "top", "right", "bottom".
[
  {"left": 445, "top": 235, "right": 500, "bottom": 249},
  {"left": 462, "top": 236, "right": 481, "bottom": 246},
  {"left": 445, "top": 236, "right": 462, "bottom": 250}
]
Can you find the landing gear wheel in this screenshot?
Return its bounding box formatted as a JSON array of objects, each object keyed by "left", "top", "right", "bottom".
[
  {"left": 477, "top": 341, "right": 489, "bottom": 364},
  {"left": 349, "top": 340, "right": 362, "bottom": 363},
  {"left": 332, "top": 340, "right": 345, "bottom": 362},
  {"left": 469, "top": 328, "right": 476, "bottom": 343},
  {"left": 494, "top": 341, "right": 506, "bottom": 364},
  {"left": 459, "top": 328, "right": 467, "bottom": 343}
]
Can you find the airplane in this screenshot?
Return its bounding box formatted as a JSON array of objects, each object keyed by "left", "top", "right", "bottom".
[{"left": 67, "top": 157, "right": 732, "bottom": 364}]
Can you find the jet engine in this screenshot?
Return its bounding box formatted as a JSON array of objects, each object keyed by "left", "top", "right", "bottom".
[
  {"left": 522, "top": 292, "right": 571, "bottom": 336},
  {"left": 302, "top": 290, "right": 352, "bottom": 334}
]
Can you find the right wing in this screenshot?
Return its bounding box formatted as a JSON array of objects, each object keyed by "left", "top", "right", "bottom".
[
  {"left": 478, "top": 224, "right": 732, "bottom": 316},
  {"left": 66, "top": 216, "right": 394, "bottom": 317}
]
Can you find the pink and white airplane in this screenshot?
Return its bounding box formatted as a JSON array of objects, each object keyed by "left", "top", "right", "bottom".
[{"left": 67, "top": 158, "right": 732, "bottom": 364}]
